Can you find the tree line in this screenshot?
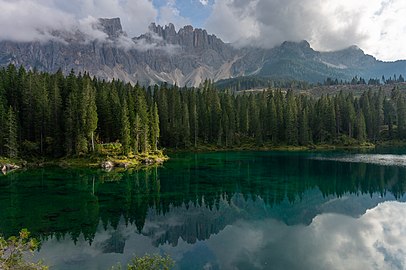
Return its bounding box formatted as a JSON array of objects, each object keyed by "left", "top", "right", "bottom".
[
  {"left": 0, "top": 65, "right": 159, "bottom": 158},
  {"left": 1, "top": 65, "right": 406, "bottom": 159},
  {"left": 155, "top": 79, "right": 404, "bottom": 148},
  {"left": 324, "top": 74, "right": 405, "bottom": 86}
]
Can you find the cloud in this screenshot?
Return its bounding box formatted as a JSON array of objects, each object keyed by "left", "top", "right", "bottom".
[
  {"left": 206, "top": 201, "right": 406, "bottom": 270},
  {"left": 204, "top": 0, "right": 406, "bottom": 61},
  {"left": 60, "top": 0, "right": 158, "bottom": 38},
  {"left": 34, "top": 198, "right": 406, "bottom": 270},
  {"left": 2, "top": 0, "right": 406, "bottom": 60},
  {"left": 133, "top": 31, "right": 181, "bottom": 53},
  {"left": 156, "top": 0, "right": 191, "bottom": 30},
  {"left": 0, "top": 0, "right": 75, "bottom": 42},
  {"left": 0, "top": 0, "right": 158, "bottom": 43}
]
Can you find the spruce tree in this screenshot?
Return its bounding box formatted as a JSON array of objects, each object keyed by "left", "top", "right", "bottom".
[
  {"left": 356, "top": 111, "right": 367, "bottom": 142},
  {"left": 120, "top": 101, "right": 131, "bottom": 155},
  {"left": 4, "top": 106, "right": 18, "bottom": 158},
  {"left": 150, "top": 102, "right": 160, "bottom": 151},
  {"left": 83, "top": 79, "right": 98, "bottom": 152}
]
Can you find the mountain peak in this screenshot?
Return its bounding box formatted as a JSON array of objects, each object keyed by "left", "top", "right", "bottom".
[
  {"left": 98, "top": 17, "right": 124, "bottom": 39},
  {"left": 143, "top": 22, "right": 225, "bottom": 51},
  {"left": 348, "top": 45, "right": 361, "bottom": 51},
  {"left": 281, "top": 40, "right": 311, "bottom": 48},
  {"left": 1, "top": 19, "right": 404, "bottom": 87}
]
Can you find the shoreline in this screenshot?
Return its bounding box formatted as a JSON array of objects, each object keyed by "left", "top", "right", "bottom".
[
  {"left": 164, "top": 142, "right": 377, "bottom": 154},
  {"left": 0, "top": 151, "right": 169, "bottom": 174},
  {"left": 4, "top": 141, "right": 406, "bottom": 173}
]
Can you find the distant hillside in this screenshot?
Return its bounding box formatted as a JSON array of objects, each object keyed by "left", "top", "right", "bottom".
[{"left": 1, "top": 18, "right": 406, "bottom": 86}]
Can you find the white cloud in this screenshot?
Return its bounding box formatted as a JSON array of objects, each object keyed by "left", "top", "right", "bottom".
[
  {"left": 204, "top": 0, "right": 260, "bottom": 45},
  {"left": 157, "top": 0, "right": 191, "bottom": 30},
  {"left": 207, "top": 201, "right": 406, "bottom": 270},
  {"left": 205, "top": 0, "right": 406, "bottom": 61},
  {"left": 0, "top": 0, "right": 76, "bottom": 42},
  {"left": 2, "top": 0, "right": 406, "bottom": 61},
  {"left": 0, "top": 0, "right": 158, "bottom": 42},
  {"left": 34, "top": 199, "right": 406, "bottom": 270},
  {"left": 67, "top": 0, "right": 158, "bottom": 38}
]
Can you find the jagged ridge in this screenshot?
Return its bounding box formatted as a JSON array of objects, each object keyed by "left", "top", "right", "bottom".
[{"left": 0, "top": 17, "right": 406, "bottom": 86}]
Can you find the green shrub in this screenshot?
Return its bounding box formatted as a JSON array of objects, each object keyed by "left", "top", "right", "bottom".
[
  {"left": 112, "top": 254, "right": 175, "bottom": 270},
  {"left": 0, "top": 229, "right": 47, "bottom": 270}
]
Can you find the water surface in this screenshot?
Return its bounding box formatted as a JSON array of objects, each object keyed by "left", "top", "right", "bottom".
[{"left": 1, "top": 151, "right": 406, "bottom": 269}]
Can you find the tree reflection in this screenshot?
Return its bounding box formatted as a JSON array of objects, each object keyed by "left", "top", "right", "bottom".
[{"left": 0, "top": 152, "right": 406, "bottom": 247}]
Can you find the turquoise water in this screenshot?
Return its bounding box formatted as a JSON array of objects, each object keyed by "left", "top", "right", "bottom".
[{"left": 1, "top": 151, "right": 406, "bottom": 269}]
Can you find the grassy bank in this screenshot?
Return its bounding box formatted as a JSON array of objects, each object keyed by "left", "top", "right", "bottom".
[
  {"left": 166, "top": 141, "right": 376, "bottom": 153},
  {"left": 56, "top": 151, "right": 168, "bottom": 169},
  {"left": 1, "top": 143, "right": 168, "bottom": 172},
  {"left": 0, "top": 140, "right": 381, "bottom": 172}
]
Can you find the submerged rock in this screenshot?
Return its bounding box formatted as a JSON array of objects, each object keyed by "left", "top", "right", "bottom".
[
  {"left": 141, "top": 158, "right": 154, "bottom": 165},
  {"left": 116, "top": 162, "right": 129, "bottom": 169},
  {"left": 1, "top": 163, "right": 20, "bottom": 174},
  {"left": 101, "top": 160, "right": 115, "bottom": 170}
]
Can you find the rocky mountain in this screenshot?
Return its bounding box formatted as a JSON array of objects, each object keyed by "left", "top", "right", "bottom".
[{"left": 1, "top": 17, "right": 406, "bottom": 87}]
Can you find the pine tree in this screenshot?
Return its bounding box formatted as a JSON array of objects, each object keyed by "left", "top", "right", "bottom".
[
  {"left": 181, "top": 102, "right": 190, "bottom": 147},
  {"left": 397, "top": 95, "right": 406, "bottom": 139},
  {"left": 285, "top": 90, "right": 298, "bottom": 145},
  {"left": 356, "top": 111, "right": 367, "bottom": 142},
  {"left": 372, "top": 89, "right": 384, "bottom": 141},
  {"left": 48, "top": 76, "right": 63, "bottom": 156},
  {"left": 325, "top": 98, "right": 336, "bottom": 141},
  {"left": 32, "top": 74, "right": 50, "bottom": 154},
  {"left": 0, "top": 79, "right": 6, "bottom": 156},
  {"left": 120, "top": 101, "right": 131, "bottom": 155},
  {"left": 132, "top": 114, "right": 141, "bottom": 154},
  {"left": 4, "top": 106, "right": 18, "bottom": 158},
  {"left": 345, "top": 96, "right": 356, "bottom": 138},
  {"left": 268, "top": 94, "right": 278, "bottom": 143},
  {"left": 136, "top": 88, "right": 150, "bottom": 153},
  {"left": 189, "top": 92, "right": 198, "bottom": 148},
  {"left": 298, "top": 108, "right": 310, "bottom": 145},
  {"left": 150, "top": 102, "right": 160, "bottom": 151},
  {"left": 83, "top": 79, "right": 98, "bottom": 152}
]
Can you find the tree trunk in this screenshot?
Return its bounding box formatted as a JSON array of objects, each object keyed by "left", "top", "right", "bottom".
[{"left": 91, "top": 131, "right": 95, "bottom": 152}]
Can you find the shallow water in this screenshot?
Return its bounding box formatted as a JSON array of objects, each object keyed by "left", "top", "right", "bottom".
[{"left": 1, "top": 150, "right": 406, "bottom": 269}]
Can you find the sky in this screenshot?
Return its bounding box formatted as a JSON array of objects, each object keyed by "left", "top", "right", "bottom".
[{"left": 1, "top": 0, "right": 406, "bottom": 61}]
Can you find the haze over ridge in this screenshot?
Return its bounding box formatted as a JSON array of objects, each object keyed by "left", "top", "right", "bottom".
[{"left": 0, "top": 0, "right": 405, "bottom": 61}]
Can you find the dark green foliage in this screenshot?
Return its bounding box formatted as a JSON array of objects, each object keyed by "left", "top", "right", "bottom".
[
  {"left": 0, "top": 65, "right": 405, "bottom": 158},
  {"left": 113, "top": 254, "right": 176, "bottom": 270},
  {"left": 4, "top": 106, "right": 18, "bottom": 158},
  {"left": 0, "top": 229, "right": 47, "bottom": 270},
  {"left": 120, "top": 101, "right": 131, "bottom": 155},
  {"left": 0, "top": 65, "right": 157, "bottom": 158},
  {"left": 150, "top": 102, "right": 160, "bottom": 151},
  {"left": 155, "top": 79, "right": 402, "bottom": 148}
]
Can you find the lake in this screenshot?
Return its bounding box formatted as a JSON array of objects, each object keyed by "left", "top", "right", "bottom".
[{"left": 1, "top": 150, "right": 406, "bottom": 270}]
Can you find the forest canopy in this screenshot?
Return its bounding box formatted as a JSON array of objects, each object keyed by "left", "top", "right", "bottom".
[{"left": 0, "top": 65, "right": 404, "bottom": 159}]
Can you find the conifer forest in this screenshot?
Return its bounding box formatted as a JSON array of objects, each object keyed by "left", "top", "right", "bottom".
[{"left": 0, "top": 64, "right": 404, "bottom": 159}]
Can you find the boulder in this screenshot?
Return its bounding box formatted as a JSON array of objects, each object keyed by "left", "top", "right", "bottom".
[
  {"left": 1, "top": 163, "right": 20, "bottom": 174},
  {"left": 116, "top": 162, "right": 129, "bottom": 169},
  {"left": 101, "top": 160, "right": 115, "bottom": 169},
  {"left": 141, "top": 158, "right": 154, "bottom": 165}
]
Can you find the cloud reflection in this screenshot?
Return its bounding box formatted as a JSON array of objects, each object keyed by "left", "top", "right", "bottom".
[
  {"left": 35, "top": 199, "right": 406, "bottom": 270},
  {"left": 208, "top": 201, "right": 406, "bottom": 270}
]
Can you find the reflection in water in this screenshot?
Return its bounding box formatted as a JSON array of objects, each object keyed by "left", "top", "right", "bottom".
[
  {"left": 313, "top": 154, "right": 406, "bottom": 167},
  {"left": 1, "top": 151, "right": 406, "bottom": 269},
  {"left": 35, "top": 200, "right": 406, "bottom": 270}
]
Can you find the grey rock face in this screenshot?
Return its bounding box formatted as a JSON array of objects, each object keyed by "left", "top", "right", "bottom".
[
  {"left": 0, "top": 17, "right": 406, "bottom": 86},
  {"left": 98, "top": 17, "right": 125, "bottom": 39}
]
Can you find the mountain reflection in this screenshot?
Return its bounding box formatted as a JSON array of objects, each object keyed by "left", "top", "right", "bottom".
[{"left": 1, "top": 151, "right": 406, "bottom": 246}]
